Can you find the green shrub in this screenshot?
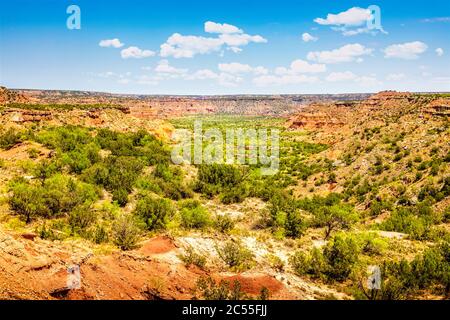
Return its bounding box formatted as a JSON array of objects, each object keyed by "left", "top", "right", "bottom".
[
  {"left": 380, "top": 207, "right": 433, "bottom": 240},
  {"left": 111, "top": 214, "right": 142, "bottom": 250},
  {"left": 179, "top": 200, "right": 211, "bottom": 229},
  {"left": 195, "top": 164, "right": 247, "bottom": 198},
  {"left": 267, "top": 191, "right": 297, "bottom": 227},
  {"left": 134, "top": 195, "right": 175, "bottom": 231},
  {"left": 91, "top": 224, "right": 109, "bottom": 244},
  {"left": 284, "top": 210, "right": 306, "bottom": 238},
  {"left": 42, "top": 174, "right": 99, "bottom": 214},
  {"left": 267, "top": 254, "right": 285, "bottom": 272},
  {"left": 68, "top": 205, "right": 96, "bottom": 236},
  {"left": 0, "top": 128, "right": 23, "bottom": 149},
  {"left": 358, "top": 233, "right": 387, "bottom": 256},
  {"left": 10, "top": 182, "right": 49, "bottom": 223},
  {"left": 179, "top": 245, "right": 207, "bottom": 269},
  {"left": 214, "top": 214, "right": 235, "bottom": 234},
  {"left": 216, "top": 240, "right": 255, "bottom": 271},
  {"left": 289, "top": 248, "right": 326, "bottom": 278},
  {"left": 323, "top": 234, "right": 359, "bottom": 281},
  {"left": 112, "top": 188, "right": 129, "bottom": 207},
  {"left": 195, "top": 276, "right": 248, "bottom": 300},
  {"left": 9, "top": 175, "right": 98, "bottom": 222}
]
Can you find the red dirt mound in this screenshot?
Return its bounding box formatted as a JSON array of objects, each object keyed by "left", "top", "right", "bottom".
[
  {"left": 223, "top": 274, "right": 283, "bottom": 295},
  {"left": 139, "top": 236, "right": 177, "bottom": 255}
]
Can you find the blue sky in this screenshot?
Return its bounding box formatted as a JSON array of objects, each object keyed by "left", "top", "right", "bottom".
[{"left": 1, "top": 0, "right": 449, "bottom": 94}]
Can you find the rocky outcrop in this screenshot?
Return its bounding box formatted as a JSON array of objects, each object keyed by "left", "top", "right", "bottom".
[
  {"left": 287, "top": 111, "right": 345, "bottom": 129},
  {"left": 422, "top": 98, "right": 450, "bottom": 117},
  {"left": 0, "top": 87, "right": 30, "bottom": 105},
  {"left": 5, "top": 108, "right": 53, "bottom": 122}
]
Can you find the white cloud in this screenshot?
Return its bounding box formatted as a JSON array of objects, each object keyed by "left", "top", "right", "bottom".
[
  {"left": 217, "top": 73, "right": 243, "bottom": 87},
  {"left": 358, "top": 76, "right": 382, "bottom": 87},
  {"left": 204, "top": 21, "right": 242, "bottom": 34},
  {"left": 117, "top": 78, "right": 131, "bottom": 84},
  {"left": 160, "top": 33, "right": 223, "bottom": 58},
  {"left": 218, "top": 63, "right": 268, "bottom": 75},
  {"left": 421, "top": 17, "right": 450, "bottom": 23},
  {"left": 275, "top": 59, "right": 326, "bottom": 75},
  {"left": 302, "top": 32, "right": 318, "bottom": 42},
  {"left": 436, "top": 48, "right": 444, "bottom": 56},
  {"left": 227, "top": 47, "right": 243, "bottom": 53},
  {"left": 253, "top": 74, "right": 318, "bottom": 86},
  {"left": 185, "top": 69, "right": 242, "bottom": 87},
  {"left": 99, "top": 38, "right": 124, "bottom": 48},
  {"left": 253, "top": 66, "right": 269, "bottom": 75},
  {"left": 121, "top": 46, "right": 155, "bottom": 59},
  {"left": 324, "top": 71, "right": 382, "bottom": 87},
  {"left": 314, "top": 7, "right": 371, "bottom": 26},
  {"left": 340, "top": 27, "right": 371, "bottom": 36},
  {"left": 307, "top": 44, "right": 373, "bottom": 64},
  {"left": 160, "top": 22, "right": 267, "bottom": 58},
  {"left": 218, "top": 33, "right": 267, "bottom": 47},
  {"left": 186, "top": 69, "right": 219, "bottom": 80},
  {"left": 325, "top": 71, "right": 357, "bottom": 82},
  {"left": 386, "top": 73, "right": 406, "bottom": 81},
  {"left": 136, "top": 75, "right": 159, "bottom": 86},
  {"left": 314, "top": 7, "right": 388, "bottom": 36},
  {"left": 154, "top": 59, "right": 188, "bottom": 75},
  {"left": 383, "top": 41, "right": 428, "bottom": 60}
]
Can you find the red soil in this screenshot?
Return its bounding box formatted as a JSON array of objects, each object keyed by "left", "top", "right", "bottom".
[
  {"left": 223, "top": 274, "right": 284, "bottom": 295},
  {"left": 138, "top": 236, "right": 177, "bottom": 255}
]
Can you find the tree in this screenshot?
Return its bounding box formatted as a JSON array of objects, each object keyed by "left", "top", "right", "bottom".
[
  {"left": 314, "top": 204, "right": 358, "bottom": 239},
  {"left": 284, "top": 210, "right": 306, "bottom": 238},
  {"left": 10, "top": 183, "right": 48, "bottom": 223},
  {"left": 323, "top": 234, "right": 359, "bottom": 281}
]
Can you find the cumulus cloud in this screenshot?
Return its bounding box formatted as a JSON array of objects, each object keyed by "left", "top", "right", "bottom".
[
  {"left": 302, "top": 33, "right": 318, "bottom": 42},
  {"left": 386, "top": 73, "right": 406, "bottom": 81},
  {"left": 184, "top": 69, "right": 242, "bottom": 87},
  {"left": 275, "top": 59, "right": 326, "bottom": 75},
  {"left": 205, "top": 21, "right": 243, "bottom": 34},
  {"left": 253, "top": 74, "right": 318, "bottom": 86},
  {"left": 154, "top": 59, "right": 188, "bottom": 75},
  {"left": 436, "top": 48, "right": 444, "bottom": 56},
  {"left": 186, "top": 69, "right": 219, "bottom": 80},
  {"left": 121, "top": 46, "right": 155, "bottom": 59},
  {"left": 160, "top": 22, "right": 267, "bottom": 58},
  {"left": 217, "top": 73, "right": 243, "bottom": 87},
  {"left": 314, "top": 7, "right": 387, "bottom": 36},
  {"left": 160, "top": 33, "right": 223, "bottom": 58},
  {"left": 99, "top": 38, "right": 124, "bottom": 48},
  {"left": 136, "top": 75, "right": 159, "bottom": 86},
  {"left": 314, "top": 7, "right": 372, "bottom": 26},
  {"left": 325, "top": 71, "right": 357, "bottom": 82},
  {"left": 324, "top": 71, "right": 382, "bottom": 87},
  {"left": 252, "top": 59, "right": 323, "bottom": 86},
  {"left": 307, "top": 44, "right": 373, "bottom": 64},
  {"left": 218, "top": 63, "right": 268, "bottom": 75},
  {"left": 358, "top": 76, "right": 382, "bottom": 87},
  {"left": 383, "top": 41, "right": 428, "bottom": 59}
]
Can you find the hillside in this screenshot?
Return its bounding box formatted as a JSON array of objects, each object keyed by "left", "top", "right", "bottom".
[{"left": 0, "top": 90, "right": 449, "bottom": 300}]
